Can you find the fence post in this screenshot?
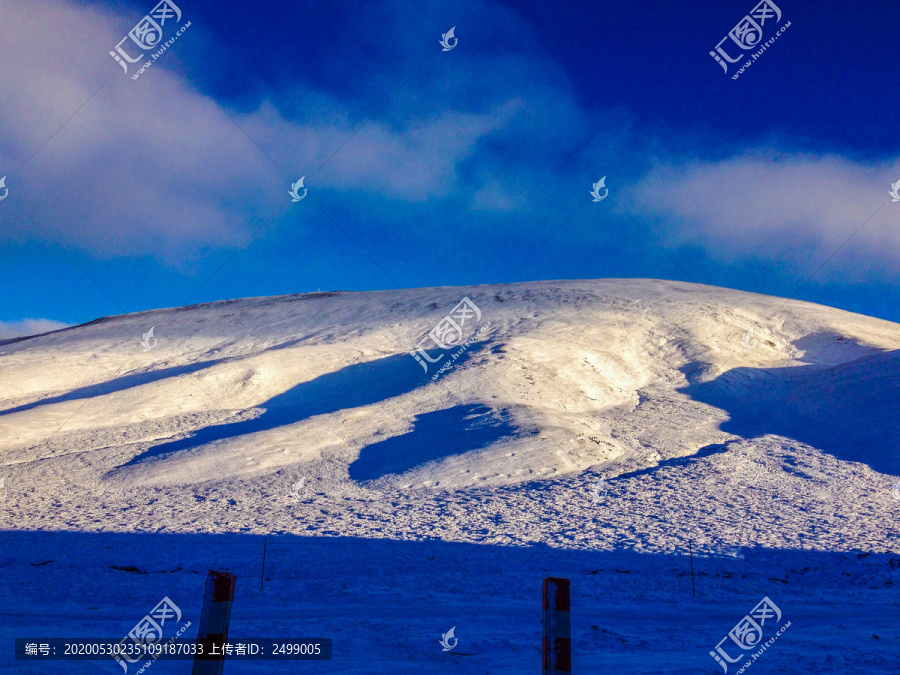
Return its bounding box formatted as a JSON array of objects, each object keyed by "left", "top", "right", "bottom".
[
  {"left": 689, "top": 539, "right": 696, "bottom": 597},
  {"left": 260, "top": 537, "right": 268, "bottom": 591},
  {"left": 542, "top": 577, "right": 571, "bottom": 673},
  {"left": 192, "top": 570, "right": 236, "bottom": 675}
]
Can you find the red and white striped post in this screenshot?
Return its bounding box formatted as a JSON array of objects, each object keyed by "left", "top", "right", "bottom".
[
  {"left": 192, "top": 570, "right": 236, "bottom": 675},
  {"left": 542, "top": 577, "right": 571, "bottom": 673}
]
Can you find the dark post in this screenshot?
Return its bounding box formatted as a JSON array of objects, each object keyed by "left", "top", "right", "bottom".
[
  {"left": 192, "top": 570, "right": 236, "bottom": 675},
  {"left": 259, "top": 537, "right": 268, "bottom": 591},
  {"left": 689, "top": 539, "right": 696, "bottom": 597},
  {"left": 542, "top": 577, "right": 571, "bottom": 673}
]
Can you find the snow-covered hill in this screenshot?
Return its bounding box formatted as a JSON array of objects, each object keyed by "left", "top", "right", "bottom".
[
  {"left": 2, "top": 278, "right": 899, "bottom": 506},
  {"left": 2, "top": 279, "right": 899, "bottom": 673}
]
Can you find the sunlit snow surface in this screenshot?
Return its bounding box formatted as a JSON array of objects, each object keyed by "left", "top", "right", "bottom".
[{"left": 1, "top": 279, "right": 898, "bottom": 673}]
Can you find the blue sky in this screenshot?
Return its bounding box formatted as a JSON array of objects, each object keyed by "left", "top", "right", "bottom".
[{"left": 1, "top": 0, "right": 899, "bottom": 336}]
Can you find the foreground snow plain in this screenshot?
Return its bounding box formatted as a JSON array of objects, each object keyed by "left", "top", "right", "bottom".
[{"left": 1, "top": 279, "right": 898, "bottom": 673}]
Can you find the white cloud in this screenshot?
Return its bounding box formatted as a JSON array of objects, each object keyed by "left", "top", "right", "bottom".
[
  {"left": 618, "top": 150, "right": 900, "bottom": 274},
  {"left": 0, "top": 0, "right": 525, "bottom": 262},
  {"left": 470, "top": 175, "right": 529, "bottom": 212},
  {"left": 237, "top": 99, "right": 522, "bottom": 201},
  {"left": 0, "top": 319, "right": 70, "bottom": 340},
  {"left": 4, "top": 0, "right": 896, "bottom": 285}
]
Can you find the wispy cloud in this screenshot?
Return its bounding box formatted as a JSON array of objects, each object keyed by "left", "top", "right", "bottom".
[
  {"left": 238, "top": 99, "right": 522, "bottom": 201},
  {"left": 618, "top": 150, "right": 900, "bottom": 276},
  {"left": 3, "top": 0, "right": 898, "bottom": 290},
  {"left": 0, "top": 0, "right": 535, "bottom": 263},
  {"left": 0, "top": 318, "right": 70, "bottom": 340}
]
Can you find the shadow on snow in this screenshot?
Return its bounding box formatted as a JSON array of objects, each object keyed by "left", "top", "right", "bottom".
[{"left": 125, "top": 343, "right": 490, "bottom": 466}]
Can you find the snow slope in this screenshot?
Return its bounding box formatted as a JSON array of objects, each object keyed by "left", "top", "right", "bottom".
[{"left": 1, "top": 279, "right": 899, "bottom": 673}]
